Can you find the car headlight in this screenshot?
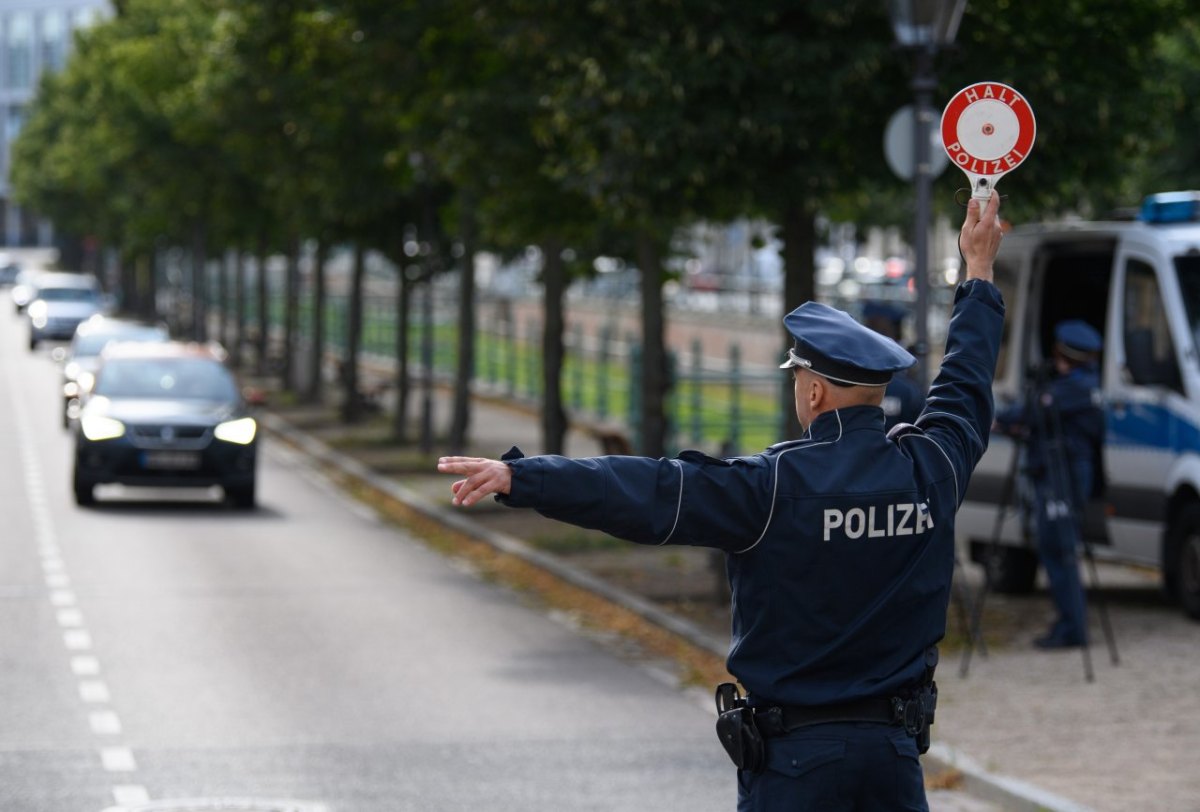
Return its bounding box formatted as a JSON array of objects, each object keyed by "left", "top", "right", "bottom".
[
  {"left": 214, "top": 417, "right": 257, "bottom": 445},
  {"left": 80, "top": 415, "right": 126, "bottom": 441}
]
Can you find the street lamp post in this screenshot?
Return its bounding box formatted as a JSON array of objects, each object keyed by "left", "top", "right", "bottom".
[{"left": 889, "top": 0, "right": 966, "bottom": 391}]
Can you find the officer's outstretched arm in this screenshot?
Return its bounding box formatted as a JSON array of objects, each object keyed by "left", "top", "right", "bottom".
[{"left": 442, "top": 451, "right": 771, "bottom": 550}]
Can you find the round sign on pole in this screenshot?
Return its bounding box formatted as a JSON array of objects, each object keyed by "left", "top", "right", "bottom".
[
  {"left": 940, "top": 82, "right": 1035, "bottom": 202},
  {"left": 884, "top": 105, "right": 949, "bottom": 182}
]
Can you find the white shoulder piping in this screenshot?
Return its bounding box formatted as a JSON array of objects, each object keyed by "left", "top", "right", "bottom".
[
  {"left": 916, "top": 410, "right": 983, "bottom": 450},
  {"left": 659, "top": 459, "right": 685, "bottom": 545},
  {"left": 733, "top": 409, "right": 844, "bottom": 555}
]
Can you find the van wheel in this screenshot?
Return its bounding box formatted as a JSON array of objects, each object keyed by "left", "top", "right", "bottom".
[
  {"left": 1166, "top": 504, "right": 1200, "bottom": 620},
  {"left": 978, "top": 543, "right": 1039, "bottom": 594}
]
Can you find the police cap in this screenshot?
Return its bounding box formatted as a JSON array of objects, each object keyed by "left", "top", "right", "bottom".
[
  {"left": 1054, "top": 319, "right": 1103, "bottom": 360},
  {"left": 862, "top": 300, "right": 907, "bottom": 325},
  {"left": 780, "top": 301, "right": 917, "bottom": 386}
]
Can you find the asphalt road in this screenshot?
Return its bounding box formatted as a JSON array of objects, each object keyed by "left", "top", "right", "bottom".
[{"left": 0, "top": 306, "right": 733, "bottom": 811}]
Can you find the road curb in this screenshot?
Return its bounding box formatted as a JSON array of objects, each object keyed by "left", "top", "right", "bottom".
[{"left": 260, "top": 411, "right": 1093, "bottom": 812}]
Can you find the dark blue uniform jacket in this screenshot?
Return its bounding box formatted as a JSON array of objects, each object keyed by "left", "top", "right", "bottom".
[
  {"left": 500, "top": 280, "right": 1004, "bottom": 709},
  {"left": 994, "top": 364, "right": 1103, "bottom": 487}
]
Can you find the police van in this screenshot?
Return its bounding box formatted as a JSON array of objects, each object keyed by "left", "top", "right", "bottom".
[{"left": 957, "top": 191, "right": 1200, "bottom": 620}]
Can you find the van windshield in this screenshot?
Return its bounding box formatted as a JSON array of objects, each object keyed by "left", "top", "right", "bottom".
[{"left": 1175, "top": 256, "right": 1200, "bottom": 352}]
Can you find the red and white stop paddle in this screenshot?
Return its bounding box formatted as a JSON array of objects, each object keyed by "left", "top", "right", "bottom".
[{"left": 941, "top": 81, "right": 1036, "bottom": 205}]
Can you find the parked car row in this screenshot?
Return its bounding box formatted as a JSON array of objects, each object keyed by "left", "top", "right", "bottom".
[{"left": 13, "top": 282, "right": 262, "bottom": 509}]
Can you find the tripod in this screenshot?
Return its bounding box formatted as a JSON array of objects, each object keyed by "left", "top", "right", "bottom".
[{"left": 960, "top": 374, "right": 1119, "bottom": 681}]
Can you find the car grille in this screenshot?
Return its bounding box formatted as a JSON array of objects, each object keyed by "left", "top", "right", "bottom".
[{"left": 127, "top": 423, "right": 212, "bottom": 450}]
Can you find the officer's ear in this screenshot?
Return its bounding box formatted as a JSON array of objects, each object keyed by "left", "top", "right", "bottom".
[{"left": 807, "top": 376, "right": 827, "bottom": 410}]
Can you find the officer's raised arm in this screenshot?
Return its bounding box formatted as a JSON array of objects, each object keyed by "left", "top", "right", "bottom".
[
  {"left": 910, "top": 190, "right": 1006, "bottom": 502},
  {"left": 961, "top": 191, "right": 1003, "bottom": 284}
]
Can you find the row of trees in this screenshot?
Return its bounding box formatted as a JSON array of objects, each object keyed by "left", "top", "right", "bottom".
[{"left": 11, "top": 0, "right": 1196, "bottom": 455}]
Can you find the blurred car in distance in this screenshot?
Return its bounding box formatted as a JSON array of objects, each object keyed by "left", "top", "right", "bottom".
[
  {"left": 26, "top": 272, "right": 109, "bottom": 349},
  {"left": 73, "top": 341, "right": 259, "bottom": 509},
  {"left": 61, "top": 315, "right": 170, "bottom": 427},
  {"left": 0, "top": 256, "right": 21, "bottom": 287},
  {"left": 10, "top": 268, "right": 42, "bottom": 312}
]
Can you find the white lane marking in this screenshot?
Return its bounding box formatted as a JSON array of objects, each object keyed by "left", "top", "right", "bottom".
[
  {"left": 79, "top": 680, "right": 112, "bottom": 703},
  {"left": 49, "top": 589, "right": 76, "bottom": 607},
  {"left": 100, "top": 747, "right": 137, "bottom": 772},
  {"left": 71, "top": 655, "right": 101, "bottom": 675},
  {"left": 5, "top": 349, "right": 145, "bottom": 803},
  {"left": 112, "top": 785, "right": 150, "bottom": 805},
  {"left": 64, "top": 630, "right": 93, "bottom": 650},
  {"left": 89, "top": 710, "right": 123, "bottom": 735},
  {"left": 56, "top": 608, "right": 84, "bottom": 628}
]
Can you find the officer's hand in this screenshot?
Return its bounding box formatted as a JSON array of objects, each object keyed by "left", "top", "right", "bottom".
[
  {"left": 961, "top": 190, "right": 1003, "bottom": 283},
  {"left": 437, "top": 456, "right": 512, "bottom": 507}
]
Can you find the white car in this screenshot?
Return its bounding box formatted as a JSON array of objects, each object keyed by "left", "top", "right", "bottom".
[{"left": 27, "top": 272, "right": 109, "bottom": 350}]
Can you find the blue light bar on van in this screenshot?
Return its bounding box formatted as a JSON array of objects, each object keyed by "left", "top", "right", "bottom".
[{"left": 1142, "top": 191, "right": 1200, "bottom": 223}]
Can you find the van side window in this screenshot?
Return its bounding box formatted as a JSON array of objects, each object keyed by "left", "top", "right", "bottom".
[{"left": 1124, "top": 260, "right": 1182, "bottom": 392}]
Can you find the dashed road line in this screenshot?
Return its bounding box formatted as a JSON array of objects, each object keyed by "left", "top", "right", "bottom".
[
  {"left": 6, "top": 354, "right": 151, "bottom": 808},
  {"left": 71, "top": 655, "right": 101, "bottom": 675},
  {"left": 79, "top": 680, "right": 112, "bottom": 703},
  {"left": 100, "top": 747, "right": 138, "bottom": 773},
  {"left": 90, "top": 710, "right": 124, "bottom": 736}
]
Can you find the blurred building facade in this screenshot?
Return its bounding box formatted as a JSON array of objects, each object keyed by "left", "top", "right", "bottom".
[{"left": 0, "top": 0, "right": 109, "bottom": 248}]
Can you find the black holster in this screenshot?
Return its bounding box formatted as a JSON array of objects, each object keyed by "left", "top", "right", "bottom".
[
  {"left": 903, "top": 646, "right": 940, "bottom": 754},
  {"left": 714, "top": 683, "right": 765, "bottom": 772}
]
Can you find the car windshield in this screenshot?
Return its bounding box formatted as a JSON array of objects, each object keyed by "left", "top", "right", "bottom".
[
  {"left": 72, "top": 328, "right": 166, "bottom": 358},
  {"left": 38, "top": 286, "right": 99, "bottom": 303},
  {"left": 94, "top": 358, "right": 238, "bottom": 401},
  {"left": 1175, "top": 256, "right": 1200, "bottom": 352}
]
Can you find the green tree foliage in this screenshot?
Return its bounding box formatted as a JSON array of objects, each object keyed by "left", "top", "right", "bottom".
[
  {"left": 12, "top": 0, "right": 1200, "bottom": 451},
  {"left": 945, "top": 0, "right": 1191, "bottom": 220}
]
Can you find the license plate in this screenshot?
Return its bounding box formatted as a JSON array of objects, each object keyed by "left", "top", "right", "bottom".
[{"left": 141, "top": 451, "right": 202, "bottom": 470}]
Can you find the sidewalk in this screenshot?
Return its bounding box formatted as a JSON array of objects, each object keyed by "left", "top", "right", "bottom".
[{"left": 260, "top": 384, "right": 1200, "bottom": 812}]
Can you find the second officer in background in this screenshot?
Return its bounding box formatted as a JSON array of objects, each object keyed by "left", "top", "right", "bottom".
[{"left": 995, "top": 320, "right": 1105, "bottom": 649}]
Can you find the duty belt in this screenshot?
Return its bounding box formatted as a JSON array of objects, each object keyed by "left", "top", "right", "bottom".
[{"left": 751, "top": 694, "right": 927, "bottom": 738}]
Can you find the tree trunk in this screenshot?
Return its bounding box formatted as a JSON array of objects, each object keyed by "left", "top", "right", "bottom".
[
  {"left": 342, "top": 243, "right": 366, "bottom": 424},
  {"left": 541, "top": 238, "right": 568, "bottom": 455},
  {"left": 231, "top": 249, "right": 245, "bottom": 370},
  {"left": 191, "top": 220, "right": 208, "bottom": 342},
  {"left": 255, "top": 234, "right": 269, "bottom": 376},
  {"left": 392, "top": 264, "right": 412, "bottom": 442},
  {"left": 217, "top": 248, "right": 229, "bottom": 350},
  {"left": 448, "top": 205, "right": 478, "bottom": 454},
  {"left": 139, "top": 251, "right": 157, "bottom": 320},
  {"left": 305, "top": 239, "right": 327, "bottom": 404},
  {"left": 281, "top": 235, "right": 300, "bottom": 391},
  {"left": 636, "top": 232, "right": 669, "bottom": 458},
  {"left": 780, "top": 202, "right": 817, "bottom": 440}
]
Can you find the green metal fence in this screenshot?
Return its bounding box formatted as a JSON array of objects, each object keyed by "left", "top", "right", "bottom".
[{"left": 209, "top": 275, "right": 784, "bottom": 454}]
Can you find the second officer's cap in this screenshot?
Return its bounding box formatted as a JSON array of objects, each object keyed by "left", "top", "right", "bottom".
[
  {"left": 1054, "top": 319, "right": 1103, "bottom": 359},
  {"left": 780, "top": 301, "right": 917, "bottom": 386}
]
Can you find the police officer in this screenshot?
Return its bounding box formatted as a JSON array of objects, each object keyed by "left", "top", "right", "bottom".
[
  {"left": 995, "top": 320, "right": 1104, "bottom": 649},
  {"left": 438, "top": 193, "right": 1005, "bottom": 812},
  {"left": 862, "top": 301, "right": 924, "bottom": 431}
]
